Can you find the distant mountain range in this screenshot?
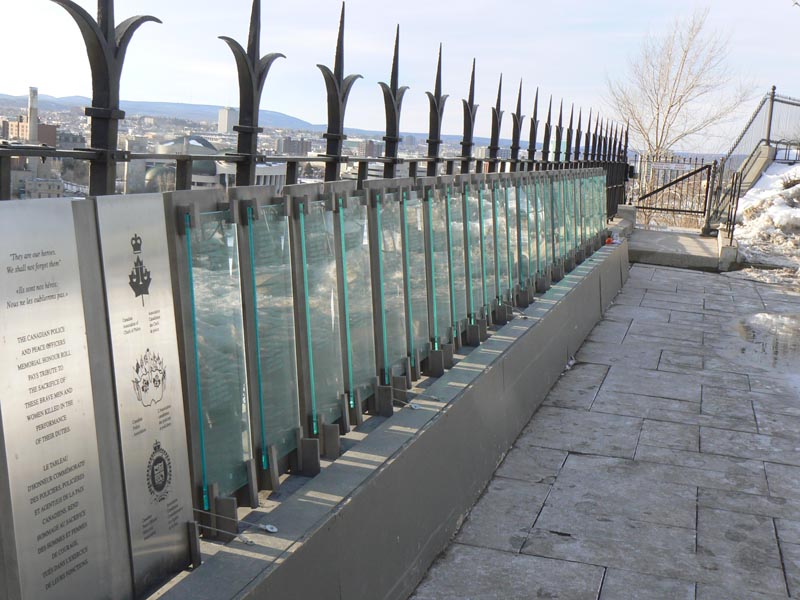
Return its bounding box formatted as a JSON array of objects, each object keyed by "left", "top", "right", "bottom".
[{"left": 0, "top": 93, "right": 522, "bottom": 148}]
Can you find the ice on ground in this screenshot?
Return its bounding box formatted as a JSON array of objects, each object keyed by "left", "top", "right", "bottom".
[{"left": 735, "top": 162, "right": 800, "bottom": 271}]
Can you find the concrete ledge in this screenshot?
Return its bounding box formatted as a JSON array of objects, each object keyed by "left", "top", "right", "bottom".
[
  {"left": 717, "top": 234, "right": 739, "bottom": 272},
  {"left": 161, "top": 242, "right": 629, "bottom": 600}
]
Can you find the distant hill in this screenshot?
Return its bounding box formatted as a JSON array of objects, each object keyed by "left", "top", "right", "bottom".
[
  {"left": 0, "top": 93, "right": 525, "bottom": 148},
  {"left": 0, "top": 94, "right": 316, "bottom": 131}
]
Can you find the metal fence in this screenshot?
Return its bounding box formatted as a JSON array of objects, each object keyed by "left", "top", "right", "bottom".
[{"left": 0, "top": 0, "right": 628, "bottom": 215}]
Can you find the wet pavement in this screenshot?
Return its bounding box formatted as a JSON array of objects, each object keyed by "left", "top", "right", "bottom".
[{"left": 410, "top": 264, "right": 800, "bottom": 599}]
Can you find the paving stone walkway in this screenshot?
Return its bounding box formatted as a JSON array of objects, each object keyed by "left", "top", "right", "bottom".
[{"left": 411, "top": 264, "right": 800, "bottom": 599}]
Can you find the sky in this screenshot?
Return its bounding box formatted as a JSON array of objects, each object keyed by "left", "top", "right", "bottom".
[{"left": 3, "top": 0, "right": 799, "bottom": 152}]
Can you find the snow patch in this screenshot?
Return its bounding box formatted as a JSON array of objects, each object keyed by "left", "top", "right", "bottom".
[{"left": 734, "top": 162, "right": 800, "bottom": 272}]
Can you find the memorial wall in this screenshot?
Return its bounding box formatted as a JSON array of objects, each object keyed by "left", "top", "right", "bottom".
[{"left": 0, "top": 168, "right": 608, "bottom": 599}]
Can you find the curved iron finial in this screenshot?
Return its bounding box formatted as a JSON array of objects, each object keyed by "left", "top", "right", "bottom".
[
  {"left": 460, "top": 59, "right": 478, "bottom": 173},
  {"left": 565, "top": 104, "right": 574, "bottom": 163},
  {"left": 317, "top": 2, "right": 362, "bottom": 181},
  {"left": 51, "top": 0, "right": 160, "bottom": 194},
  {"left": 583, "top": 109, "right": 592, "bottom": 161},
  {"left": 510, "top": 80, "right": 525, "bottom": 171},
  {"left": 542, "top": 95, "right": 552, "bottom": 163},
  {"left": 574, "top": 109, "right": 582, "bottom": 163},
  {"left": 553, "top": 100, "right": 563, "bottom": 163},
  {"left": 487, "top": 74, "right": 503, "bottom": 172},
  {"left": 219, "top": 0, "right": 285, "bottom": 186},
  {"left": 425, "top": 44, "right": 449, "bottom": 176},
  {"left": 527, "top": 87, "right": 539, "bottom": 168},
  {"left": 379, "top": 26, "right": 409, "bottom": 178}
]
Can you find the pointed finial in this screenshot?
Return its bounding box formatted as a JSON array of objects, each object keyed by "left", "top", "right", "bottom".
[
  {"left": 532, "top": 87, "right": 539, "bottom": 123},
  {"left": 434, "top": 43, "right": 443, "bottom": 98},
  {"left": 515, "top": 80, "right": 522, "bottom": 116},
  {"left": 390, "top": 25, "right": 400, "bottom": 93},
  {"left": 587, "top": 108, "right": 592, "bottom": 132},
  {"left": 576, "top": 109, "right": 582, "bottom": 135},
  {"left": 495, "top": 74, "right": 503, "bottom": 113},
  {"left": 334, "top": 2, "right": 346, "bottom": 82},
  {"left": 557, "top": 99, "right": 563, "bottom": 129},
  {"left": 568, "top": 103, "right": 574, "bottom": 130},
  {"left": 546, "top": 95, "right": 552, "bottom": 125},
  {"left": 247, "top": 0, "right": 261, "bottom": 64},
  {"left": 468, "top": 58, "right": 476, "bottom": 105}
]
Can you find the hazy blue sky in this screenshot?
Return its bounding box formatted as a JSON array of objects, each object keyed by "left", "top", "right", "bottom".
[{"left": 3, "top": 0, "right": 798, "bottom": 151}]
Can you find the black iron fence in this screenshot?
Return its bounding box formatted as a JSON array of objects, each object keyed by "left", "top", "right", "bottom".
[{"left": 0, "top": 0, "right": 627, "bottom": 215}]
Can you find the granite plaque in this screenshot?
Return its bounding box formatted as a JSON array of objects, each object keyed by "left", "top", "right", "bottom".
[
  {"left": 0, "top": 198, "right": 109, "bottom": 599},
  {"left": 96, "top": 193, "right": 193, "bottom": 596}
]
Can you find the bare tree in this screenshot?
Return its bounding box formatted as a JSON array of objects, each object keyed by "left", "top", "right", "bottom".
[{"left": 607, "top": 9, "right": 750, "bottom": 158}]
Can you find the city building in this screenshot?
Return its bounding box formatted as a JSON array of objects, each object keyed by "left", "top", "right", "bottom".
[
  {"left": 275, "top": 136, "right": 312, "bottom": 155},
  {"left": 218, "top": 107, "right": 239, "bottom": 134}
]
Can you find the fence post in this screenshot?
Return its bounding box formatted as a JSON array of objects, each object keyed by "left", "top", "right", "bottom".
[
  {"left": 700, "top": 161, "right": 718, "bottom": 236},
  {"left": 460, "top": 59, "right": 478, "bottom": 174},
  {"left": 379, "top": 27, "right": 406, "bottom": 179},
  {"left": 765, "top": 85, "right": 777, "bottom": 147},
  {"left": 318, "top": 4, "right": 362, "bottom": 182},
  {"left": 487, "top": 76, "right": 503, "bottom": 173},
  {"left": 52, "top": 0, "right": 160, "bottom": 197},
  {"left": 220, "top": 0, "right": 284, "bottom": 187}
]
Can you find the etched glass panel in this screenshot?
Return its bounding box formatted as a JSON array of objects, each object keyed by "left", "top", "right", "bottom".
[
  {"left": 465, "top": 182, "right": 484, "bottom": 317},
  {"left": 506, "top": 184, "right": 519, "bottom": 287},
  {"left": 340, "top": 200, "right": 376, "bottom": 400},
  {"left": 481, "top": 183, "right": 497, "bottom": 303},
  {"left": 429, "top": 188, "right": 452, "bottom": 345},
  {"left": 302, "top": 201, "right": 343, "bottom": 425},
  {"left": 189, "top": 210, "right": 250, "bottom": 497},
  {"left": 493, "top": 181, "right": 511, "bottom": 298},
  {"left": 378, "top": 193, "right": 407, "bottom": 372},
  {"left": 404, "top": 190, "right": 430, "bottom": 362},
  {"left": 517, "top": 180, "right": 530, "bottom": 285},
  {"left": 448, "top": 185, "right": 468, "bottom": 327},
  {"left": 249, "top": 204, "right": 300, "bottom": 460}
]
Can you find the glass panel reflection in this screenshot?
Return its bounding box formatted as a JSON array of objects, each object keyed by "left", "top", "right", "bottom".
[
  {"left": 339, "top": 199, "right": 376, "bottom": 400},
  {"left": 249, "top": 204, "right": 300, "bottom": 461},
  {"left": 404, "top": 191, "right": 430, "bottom": 361},
  {"left": 378, "top": 193, "right": 408, "bottom": 373},
  {"left": 188, "top": 210, "right": 251, "bottom": 498},
  {"left": 302, "top": 201, "right": 344, "bottom": 427}
]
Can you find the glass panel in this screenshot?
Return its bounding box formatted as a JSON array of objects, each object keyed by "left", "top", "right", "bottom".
[
  {"left": 506, "top": 183, "right": 519, "bottom": 288},
  {"left": 493, "top": 181, "right": 511, "bottom": 299},
  {"left": 534, "top": 175, "right": 548, "bottom": 274},
  {"left": 188, "top": 210, "right": 250, "bottom": 498},
  {"left": 249, "top": 204, "right": 300, "bottom": 461},
  {"left": 481, "top": 183, "right": 497, "bottom": 304},
  {"left": 465, "top": 182, "right": 484, "bottom": 318},
  {"left": 448, "top": 185, "right": 468, "bottom": 328},
  {"left": 524, "top": 177, "right": 538, "bottom": 278},
  {"left": 302, "top": 201, "right": 344, "bottom": 427},
  {"left": 517, "top": 180, "right": 530, "bottom": 285},
  {"left": 429, "top": 188, "right": 452, "bottom": 345},
  {"left": 564, "top": 173, "right": 575, "bottom": 254},
  {"left": 378, "top": 193, "right": 407, "bottom": 373},
  {"left": 552, "top": 175, "right": 564, "bottom": 262},
  {"left": 340, "top": 200, "right": 376, "bottom": 400},
  {"left": 404, "top": 190, "right": 430, "bottom": 362}
]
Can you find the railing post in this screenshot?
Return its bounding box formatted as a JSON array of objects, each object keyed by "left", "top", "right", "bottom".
[
  {"left": 460, "top": 59, "right": 478, "bottom": 174},
  {"left": 0, "top": 155, "right": 11, "bottom": 200},
  {"left": 318, "top": 4, "right": 362, "bottom": 182},
  {"left": 51, "top": 0, "right": 160, "bottom": 196},
  {"left": 487, "top": 75, "right": 503, "bottom": 173},
  {"left": 765, "top": 85, "right": 776, "bottom": 147},
  {"left": 701, "top": 160, "right": 718, "bottom": 236},
  {"left": 220, "top": 0, "right": 284, "bottom": 187},
  {"left": 425, "top": 44, "right": 447, "bottom": 177},
  {"left": 286, "top": 160, "right": 299, "bottom": 185},
  {"left": 379, "top": 27, "right": 407, "bottom": 179},
  {"left": 509, "top": 81, "right": 524, "bottom": 173},
  {"left": 175, "top": 158, "right": 193, "bottom": 191}
]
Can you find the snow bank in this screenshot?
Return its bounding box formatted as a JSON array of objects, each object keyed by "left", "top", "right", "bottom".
[{"left": 735, "top": 162, "right": 800, "bottom": 272}]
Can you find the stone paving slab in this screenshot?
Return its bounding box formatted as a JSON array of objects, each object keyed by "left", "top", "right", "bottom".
[
  {"left": 411, "top": 264, "right": 800, "bottom": 599},
  {"left": 410, "top": 543, "right": 604, "bottom": 600},
  {"left": 455, "top": 477, "right": 550, "bottom": 553},
  {"left": 598, "top": 569, "right": 695, "bottom": 599}
]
